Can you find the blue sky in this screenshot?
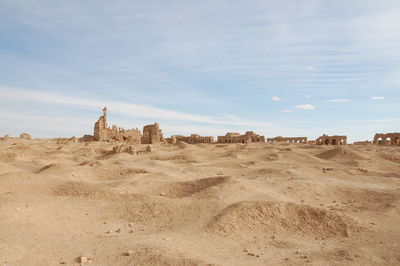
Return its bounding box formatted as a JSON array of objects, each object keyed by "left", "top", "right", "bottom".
[{"left": 0, "top": 0, "right": 399, "bottom": 142}]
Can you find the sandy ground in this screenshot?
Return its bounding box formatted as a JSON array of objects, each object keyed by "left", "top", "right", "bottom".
[{"left": 1, "top": 138, "right": 399, "bottom": 266}]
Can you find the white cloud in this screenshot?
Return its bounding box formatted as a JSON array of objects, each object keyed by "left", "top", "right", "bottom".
[
  {"left": 325, "top": 99, "right": 351, "bottom": 103},
  {"left": 0, "top": 85, "right": 272, "bottom": 128},
  {"left": 281, "top": 109, "right": 293, "bottom": 113},
  {"left": 371, "top": 96, "right": 384, "bottom": 100},
  {"left": 272, "top": 96, "right": 282, "bottom": 101},
  {"left": 294, "top": 104, "right": 315, "bottom": 110}
]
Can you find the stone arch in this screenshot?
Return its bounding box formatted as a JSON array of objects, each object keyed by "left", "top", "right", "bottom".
[
  {"left": 332, "top": 139, "right": 337, "bottom": 145},
  {"left": 325, "top": 139, "right": 330, "bottom": 145},
  {"left": 385, "top": 137, "right": 391, "bottom": 145},
  {"left": 394, "top": 137, "right": 400, "bottom": 145}
]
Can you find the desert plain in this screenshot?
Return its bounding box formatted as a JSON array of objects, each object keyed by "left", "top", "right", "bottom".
[{"left": 0, "top": 138, "right": 399, "bottom": 265}]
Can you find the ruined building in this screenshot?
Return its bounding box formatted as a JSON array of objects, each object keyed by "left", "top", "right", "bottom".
[
  {"left": 373, "top": 133, "right": 400, "bottom": 145},
  {"left": 217, "top": 131, "right": 265, "bottom": 144},
  {"left": 171, "top": 134, "right": 214, "bottom": 144},
  {"left": 353, "top": 140, "right": 372, "bottom": 145},
  {"left": 316, "top": 134, "right": 347, "bottom": 145},
  {"left": 141, "top": 123, "right": 164, "bottom": 144},
  {"left": 267, "top": 136, "right": 307, "bottom": 144},
  {"left": 93, "top": 107, "right": 141, "bottom": 144}
]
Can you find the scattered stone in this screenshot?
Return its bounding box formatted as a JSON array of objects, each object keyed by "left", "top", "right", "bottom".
[
  {"left": 76, "top": 256, "right": 89, "bottom": 263},
  {"left": 129, "top": 229, "right": 134, "bottom": 233},
  {"left": 60, "top": 259, "right": 68, "bottom": 264},
  {"left": 115, "top": 228, "right": 121, "bottom": 233},
  {"left": 123, "top": 250, "right": 134, "bottom": 256},
  {"left": 19, "top": 133, "right": 32, "bottom": 140},
  {"left": 146, "top": 145, "right": 153, "bottom": 152},
  {"left": 128, "top": 223, "right": 134, "bottom": 228}
]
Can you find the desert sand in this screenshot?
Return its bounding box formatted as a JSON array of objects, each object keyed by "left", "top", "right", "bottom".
[{"left": 1, "top": 138, "right": 399, "bottom": 265}]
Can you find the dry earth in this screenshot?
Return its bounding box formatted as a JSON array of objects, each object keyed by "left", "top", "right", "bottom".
[{"left": 1, "top": 139, "right": 400, "bottom": 265}]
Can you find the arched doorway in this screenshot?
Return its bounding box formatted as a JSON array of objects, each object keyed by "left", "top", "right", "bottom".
[
  {"left": 385, "top": 137, "right": 391, "bottom": 145},
  {"left": 377, "top": 138, "right": 383, "bottom": 144},
  {"left": 395, "top": 137, "right": 400, "bottom": 145},
  {"left": 325, "top": 139, "right": 330, "bottom": 145},
  {"left": 332, "top": 139, "right": 337, "bottom": 145}
]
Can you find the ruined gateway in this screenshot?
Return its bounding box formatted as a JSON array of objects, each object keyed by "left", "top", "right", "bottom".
[
  {"left": 316, "top": 134, "right": 347, "bottom": 145},
  {"left": 373, "top": 133, "right": 400, "bottom": 145}
]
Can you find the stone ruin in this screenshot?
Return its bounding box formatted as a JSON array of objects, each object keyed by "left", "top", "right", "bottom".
[
  {"left": 19, "top": 133, "right": 32, "bottom": 140},
  {"left": 170, "top": 134, "right": 214, "bottom": 144},
  {"left": 316, "top": 134, "right": 347, "bottom": 145},
  {"left": 141, "top": 123, "right": 164, "bottom": 144},
  {"left": 217, "top": 131, "right": 265, "bottom": 144},
  {"left": 93, "top": 107, "right": 142, "bottom": 144},
  {"left": 353, "top": 140, "right": 372, "bottom": 145},
  {"left": 373, "top": 133, "right": 400, "bottom": 145},
  {"left": 267, "top": 136, "right": 307, "bottom": 144}
]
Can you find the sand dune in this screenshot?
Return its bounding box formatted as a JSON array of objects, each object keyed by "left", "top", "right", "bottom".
[{"left": 1, "top": 139, "right": 399, "bottom": 265}]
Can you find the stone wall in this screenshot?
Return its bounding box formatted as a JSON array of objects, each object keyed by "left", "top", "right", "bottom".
[
  {"left": 217, "top": 131, "right": 265, "bottom": 144},
  {"left": 172, "top": 134, "right": 214, "bottom": 144},
  {"left": 267, "top": 136, "right": 307, "bottom": 143},
  {"left": 142, "top": 123, "right": 164, "bottom": 144}
]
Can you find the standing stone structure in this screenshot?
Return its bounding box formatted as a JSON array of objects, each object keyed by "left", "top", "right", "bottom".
[
  {"left": 267, "top": 136, "right": 307, "bottom": 143},
  {"left": 142, "top": 123, "right": 164, "bottom": 144},
  {"left": 353, "top": 140, "right": 372, "bottom": 145},
  {"left": 172, "top": 134, "right": 214, "bottom": 144},
  {"left": 373, "top": 133, "right": 400, "bottom": 145},
  {"left": 316, "top": 134, "right": 347, "bottom": 145},
  {"left": 93, "top": 107, "right": 141, "bottom": 144},
  {"left": 217, "top": 131, "right": 265, "bottom": 144},
  {"left": 94, "top": 107, "right": 108, "bottom": 141}
]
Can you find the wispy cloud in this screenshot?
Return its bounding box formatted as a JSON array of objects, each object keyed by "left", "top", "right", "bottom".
[
  {"left": 294, "top": 104, "right": 315, "bottom": 110},
  {"left": 324, "top": 99, "right": 351, "bottom": 103},
  {"left": 371, "top": 96, "right": 384, "bottom": 100},
  {"left": 281, "top": 109, "right": 293, "bottom": 113},
  {"left": 272, "top": 96, "right": 282, "bottom": 101},
  {"left": 0, "top": 85, "right": 272, "bottom": 128}
]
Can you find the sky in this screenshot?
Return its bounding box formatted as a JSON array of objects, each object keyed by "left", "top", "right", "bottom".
[{"left": 0, "top": 0, "right": 399, "bottom": 142}]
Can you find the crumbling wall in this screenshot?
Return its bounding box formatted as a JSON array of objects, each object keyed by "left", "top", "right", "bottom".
[
  {"left": 19, "top": 133, "right": 32, "bottom": 140},
  {"left": 267, "top": 136, "right": 307, "bottom": 143},
  {"left": 172, "top": 134, "right": 214, "bottom": 144},
  {"left": 217, "top": 131, "right": 265, "bottom": 144},
  {"left": 142, "top": 123, "right": 164, "bottom": 144}
]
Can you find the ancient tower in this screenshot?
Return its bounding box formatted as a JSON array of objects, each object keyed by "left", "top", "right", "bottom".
[{"left": 94, "top": 106, "right": 108, "bottom": 141}]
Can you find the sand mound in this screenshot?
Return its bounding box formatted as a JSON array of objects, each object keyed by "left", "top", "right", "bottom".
[
  {"left": 36, "top": 163, "right": 67, "bottom": 174},
  {"left": 53, "top": 181, "right": 102, "bottom": 197},
  {"left": 316, "top": 146, "right": 363, "bottom": 160},
  {"left": 0, "top": 162, "right": 20, "bottom": 174},
  {"left": 335, "top": 188, "right": 399, "bottom": 212},
  {"left": 161, "top": 176, "right": 231, "bottom": 198},
  {"left": 151, "top": 154, "right": 199, "bottom": 163},
  {"left": 0, "top": 152, "right": 18, "bottom": 163},
  {"left": 207, "top": 201, "right": 354, "bottom": 237},
  {"left": 123, "top": 247, "right": 211, "bottom": 266},
  {"left": 378, "top": 152, "right": 400, "bottom": 164},
  {"left": 174, "top": 141, "right": 189, "bottom": 149}
]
